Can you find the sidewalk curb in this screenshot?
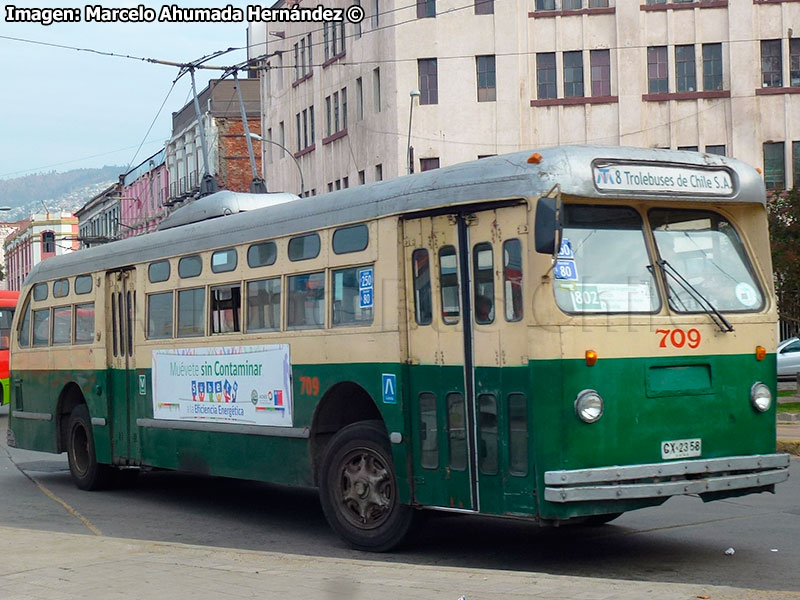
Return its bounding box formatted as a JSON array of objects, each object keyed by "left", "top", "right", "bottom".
[{"left": 777, "top": 439, "right": 800, "bottom": 456}]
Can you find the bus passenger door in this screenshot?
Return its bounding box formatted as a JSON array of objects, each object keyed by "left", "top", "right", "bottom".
[
  {"left": 467, "top": 204, "right": 536, "bottom": 516},
  {"left": 404, "top": 203, "right": 535, "bottom": 516},
  {"left": 403, "top": 215, "right": 473, "bottom": 510},
  {"left": 105, "top": 269, "right": 136, "bottom": 464}
]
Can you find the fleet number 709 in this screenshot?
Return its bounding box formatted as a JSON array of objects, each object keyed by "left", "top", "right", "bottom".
[{"left": 655, "top": 328, "right": 702, "bottom": 349}]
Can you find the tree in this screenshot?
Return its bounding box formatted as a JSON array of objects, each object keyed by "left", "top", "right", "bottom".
[
  {"left": 768, "top": 188, "right": 800, "bottom": 296},
  {"left": 768, "top": 188, "right": 800, "bottom": 335}
]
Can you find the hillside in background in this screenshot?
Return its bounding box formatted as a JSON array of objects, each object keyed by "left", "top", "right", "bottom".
[{"left": 0, "top": 166, "right": 124, "bottom": 221}]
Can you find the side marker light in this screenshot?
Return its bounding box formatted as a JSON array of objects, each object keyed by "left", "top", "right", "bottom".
[
  {"left": 755, "top": 346, "right": 766, "bottom": 361},
  {"left": 585, "top": 350, "right": 598, "bottom": 366}
]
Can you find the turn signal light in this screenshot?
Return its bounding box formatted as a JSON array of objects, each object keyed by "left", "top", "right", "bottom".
[
  {"left": 527, "top": 152, "right": 542, "bottom": 164},
  {"left": 755, "top": 346, "right": 767, "bottom": 361},
  {"left": 585, "top": 350, "right": 598, "bottom": 366}
]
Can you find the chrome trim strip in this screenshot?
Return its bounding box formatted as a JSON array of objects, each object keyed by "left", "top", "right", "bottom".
[
  {"left": 545, "top": 468, "right": 788, "bottom": 503},
  {"left": 135, "top": 418, "right": 309, "bottom": 439},
  {"left": 544, "top": 453, "right": 790, "bottom": 485},
  {"left": 91, "top": 417, "right": 107, "bottom": 427},
  {"left": 11, "top": 411, "right": 52, "bottom": 421}
]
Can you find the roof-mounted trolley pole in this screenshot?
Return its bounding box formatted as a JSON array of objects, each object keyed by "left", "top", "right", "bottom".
[
  {"left": 233, "top": 71, "right": 267, "bottom": 194},
  {"left": 189, "top": 67, "right": 219, "bottom": 197}
]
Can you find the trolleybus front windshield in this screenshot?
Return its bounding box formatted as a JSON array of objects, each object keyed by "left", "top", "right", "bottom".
[
  {"left": 649, "top": 208, "right": 764, "bottom": 313},
  {"left": 554, "top": 205, "right": 660, "bottom": 314}
]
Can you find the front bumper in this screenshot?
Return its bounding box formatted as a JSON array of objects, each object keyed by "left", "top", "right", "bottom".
[{"left": 544, "top": 453, "right": 790, "bottom": 503}]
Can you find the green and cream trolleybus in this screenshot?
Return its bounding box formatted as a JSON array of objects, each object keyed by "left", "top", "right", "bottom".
[{"left": 7, "top": 146, "right": 789, "bottom": 551}]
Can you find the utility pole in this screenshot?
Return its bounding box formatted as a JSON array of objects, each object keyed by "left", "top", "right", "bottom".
[
  {"left": 233, "top": 71, "right": 267, "bottom": 193},
  {"left": 189, "top": 67, "right": 218, "bottom": 196}
]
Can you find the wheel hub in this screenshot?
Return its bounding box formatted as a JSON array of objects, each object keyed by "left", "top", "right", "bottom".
[{"left": 339, "top": 449, "right": 393, "bottom": 529}]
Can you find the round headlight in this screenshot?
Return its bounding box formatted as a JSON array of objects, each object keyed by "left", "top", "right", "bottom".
[
  {"left": 575, "top": 389, "right": 604, "bottom": 423},
  {"left": 750, "top": 382, "right": 772, "bottom": 412}
]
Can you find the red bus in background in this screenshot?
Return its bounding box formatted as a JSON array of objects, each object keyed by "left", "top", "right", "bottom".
[{"left": 0, "top": 290, "right": 19, "bottom": 405}]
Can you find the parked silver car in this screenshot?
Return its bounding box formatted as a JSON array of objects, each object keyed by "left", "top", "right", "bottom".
[{"left": 777, "top": 337, "right": 800, "bottom": 380}]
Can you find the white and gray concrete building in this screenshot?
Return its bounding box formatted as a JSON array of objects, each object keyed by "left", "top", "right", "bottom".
[{"left": 249, "top": 0, "right": 800, "bottom": 194}]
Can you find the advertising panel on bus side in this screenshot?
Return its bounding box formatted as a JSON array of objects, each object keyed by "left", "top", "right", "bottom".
[{"left": 151, "top": 344, "right": 293, "bottom": 426}]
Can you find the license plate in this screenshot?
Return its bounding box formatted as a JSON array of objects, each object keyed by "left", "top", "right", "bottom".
[{"left": 661, "top": 438, "right": 702, "bottom": 460}]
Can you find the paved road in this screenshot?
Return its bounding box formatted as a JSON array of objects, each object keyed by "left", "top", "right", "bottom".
[{"left": 2, "top": 406, "right": 799, "bottom": 594}]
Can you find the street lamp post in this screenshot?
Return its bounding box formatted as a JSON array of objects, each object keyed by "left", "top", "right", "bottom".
[
  {"left": 248, "top": 133, "right": 305, "bottom": 197},
  {"left": 407, "top": 90, "right": 421, "bottom": 175}
]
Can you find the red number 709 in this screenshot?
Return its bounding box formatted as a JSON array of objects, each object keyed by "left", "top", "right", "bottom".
[{"left": 655, "top": 328, "right": 702, "bottom": 349}]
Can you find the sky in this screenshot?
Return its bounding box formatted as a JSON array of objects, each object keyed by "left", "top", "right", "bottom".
[{"left": 0, "top": 1, "right": 254, "bottom": 180}]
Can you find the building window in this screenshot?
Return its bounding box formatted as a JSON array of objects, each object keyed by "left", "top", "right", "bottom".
[
  {"left": 296, "top": 112, "right": 302, "bottom": 151},
  {"left": 763, "top": 142, "right": 785, "bottom": 191},
  {"left": 536, "top": 52, "right": 557, "bottom": 99},
  {"left": 420, "top": 158, "right": 440, "bottom": 171},
  {"left": 356, "top": 77, "right": 363, "bottom": 119},
  {"left": 474, "top": 0, "right": 493, "bottom": 14},
  {"left": 371, "top": 0, "right": 379, "bottom": 28},
  {"left": 375, "top": 164, "right": 383, "bottom": 181},
  {"left": 563, "top": 0, "right": 581, "bottom": 8},
  {"left": 648, "top": 46, "right": 668, "bottom": 93},
  {"left": 41, "top": 231, "right": 55, "bottom": 253},
  {"left": 791, "top": 38, "right": 800, "bottom": 87},
  {"left": 702, "top": 43, "right": 723, "bottom": 91},
  {"left": 294, "top": 42, "right": 300, "bottom": 81},
  {"left": 354, "top": 0, "right": 362, "bottom": 37},
  {"left": 417, "top": 0, "right": 435, "bottom": 18},
  {"left": 373, "top": 67, "right": 381, "bottom": 112},
  {"left": 535, "top": 0, "right": 555, "bottom": 8},
  {"left": 675, "top": 44, "right": 696, "bottom": 92},
  {"left": 418, "top": 58, "right": 438, "bottom": 105},
  {"left": 563, "top": 51, "right": 584, "bottom": 97},
  {"left": 476, "top": 55, "right": 496, "bottom": 102},
  {"left": 358, "top": 170, "right": 365, "bottom": 185},
  {"left": 266, "top": 128, "right": 273, "bottom": 164},
  {"left": 590, "top": 49, "right": 610, "bottom": 96},
  {"left": 705, "top": 145, "right": 725, "bottom": 156},
  {"left": 279, "top": 121, "right": 285, "bottom": 157},
  {"left": 761, "top": 40, "right": 782, "bottom": 88}
]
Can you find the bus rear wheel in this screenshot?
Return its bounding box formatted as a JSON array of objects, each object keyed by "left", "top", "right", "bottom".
[
  {"left": 319, "top": 421, "right": 415, "bottom": 552},
  {"left": 67, "top": 404, "right": 114, "bottom": 491}
]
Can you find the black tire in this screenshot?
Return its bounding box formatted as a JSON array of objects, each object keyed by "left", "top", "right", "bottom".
[
  {"left": 319, "top": 421, "right": 416, "bottom": 552},
  {"left": 66, "top": 404, "right": 114, "bottom": 491}
]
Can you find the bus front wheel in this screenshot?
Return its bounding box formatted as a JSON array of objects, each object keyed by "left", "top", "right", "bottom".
[
  {"left": 67, "top": 404, "right": 114, "bottom": 491},
  {"left": 319, "top": 421, "right": 415, "bottom": 552}
]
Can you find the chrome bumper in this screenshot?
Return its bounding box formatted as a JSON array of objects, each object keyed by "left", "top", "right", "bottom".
[{"left": 544, "top": 453, "right": 790, "bottom": 503}]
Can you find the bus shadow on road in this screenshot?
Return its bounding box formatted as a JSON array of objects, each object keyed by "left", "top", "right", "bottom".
[{"left": 18, "top": 466, "right": 768, "bottom": 589}]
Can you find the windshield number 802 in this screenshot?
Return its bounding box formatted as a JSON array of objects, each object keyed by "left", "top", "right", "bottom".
[{"left": 656, "top": 328, "right": 701, "bottom": 349}]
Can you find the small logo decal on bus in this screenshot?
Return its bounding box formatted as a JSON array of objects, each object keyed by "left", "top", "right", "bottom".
[{"left": 382, "top": 374, "right": 396, "bottom": 404}]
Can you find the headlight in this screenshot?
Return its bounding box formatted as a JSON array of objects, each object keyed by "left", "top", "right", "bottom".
[
  {"left": 750, "top": 382, "right": 772, "bottom": 412},
  {"left": 575, "top": 389, "right": 603, "bottom": 423}
]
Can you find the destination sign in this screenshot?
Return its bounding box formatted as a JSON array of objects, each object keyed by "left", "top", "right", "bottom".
[{"left": 593, "top": 163, "right": 733, "bottom": 196}]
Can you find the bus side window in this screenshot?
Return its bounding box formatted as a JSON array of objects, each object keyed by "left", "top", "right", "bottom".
[
  {"left": 287, "top": 272, "right": 325, "bottom": 329},
  {"left": 419, "top": 392, "right": 438, "bottom": 469},
  {"left": 473, "top": 242, "right": 494, "bottom": 324},
  {"left": 439, "top": 246, "right": 460, "bottom": 324},
  {"left": 32, "top": 309, "right": 50, "bottom": 347},
  {"left": 332, "top": 266, "right": 373, "bottom": 326},
  {"left": 508, "top": 393, "right": 528, "bottom": 476},
  {"left": 147, "top": 292, "right": 173, "bottom": 339},
  {"left": 18, "top": 298, "right": 31, "bottom": 348},
  {"left": 211, "top": 284, "right": 241, "bottom": 334},
  {"left": 247, "top": 278, "right": 281, "bottom": 332},
  {"left": 178, "top": 289, "right": 205, "bottom": 337},
  {"left": 478, "top": 394, "right": 498, "bottom": 475},
  {"left": 412, "top": 249, "right": 432, "bottom": 325},
  {"left": 447, "top": 392, "right": 467, "bottom": 471},
  {"left": 503, "top": 239, "right": 523, "bottom": 322}
]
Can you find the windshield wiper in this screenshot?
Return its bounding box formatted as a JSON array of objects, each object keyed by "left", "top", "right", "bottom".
[{"left": 655, "top": 259, "right": 734, "bottom": 333}]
